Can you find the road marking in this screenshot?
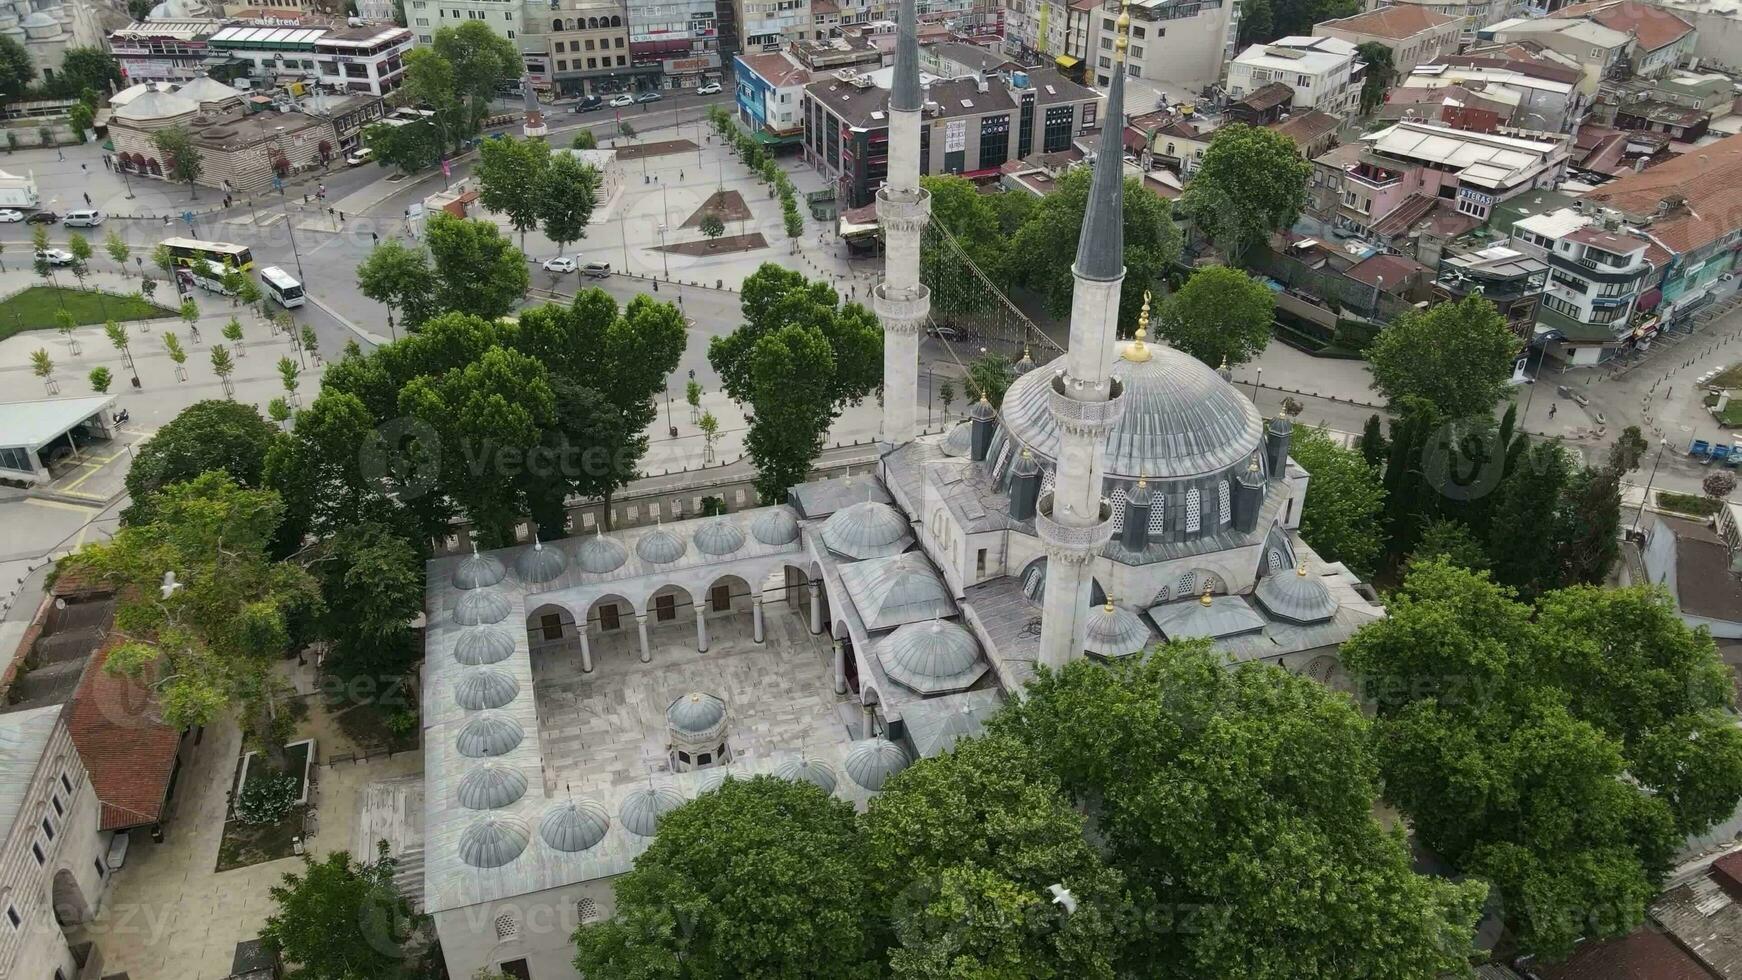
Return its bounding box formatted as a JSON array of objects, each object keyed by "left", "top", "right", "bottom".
[
  {"left": 58, "top": 452, "right": 121, "bottom": 492},
  {"left": 22, "top": 498, "right": 99, "bottom": 513}
]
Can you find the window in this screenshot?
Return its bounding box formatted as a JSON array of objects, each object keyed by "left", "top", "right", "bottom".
[
  {"left": 1099, "top": 36, "right": 1111, "bottom": 49},
  {"left": 499, "top": 961, "right": 531, "bottom": 980},
  {"left": 59, "top": 773, "right": 71, "bottom": 794},
  {"left": 6, "top": 906, "right": 18, "bottom": 928},
  {"left": 94, "top": 857, "right": 106, "bottom": 879},
  {"left": 557, "top": 59, "right": 568, "bottom": 70},
  {"left": 40, "top": 817, "right": 53, "bottom": 842},
  {"left": 587, "top": 57, "right": 596, "bottom": 68},
  {"left": 1098, "top": 55, "right": 1111, "bottom": 68},
  {"left": 494, "top": 914, "right": 519, "bottom": 940},
  {"left": 598, "top": 603, "right": 620, "bottom": 630},
  {"left": 31, "top": 843, "right": 44, "bottom": 865},
  {"left": 617, "top": 55, "right": 626, "bottom": 66},
  {"left": 710, "top": 584, "right": 731, "bottom": 611},
  {"left": 506, "top": 29, "right": 514, "bottom": 37},
  {"left": 0, "top": 446, "right": 32, "bottom": 472},
  {"left": 577, "top": 898, "right": 602, "bottom": 923},
  {"left": 1185, "top": 488, "right": 1202, "bottom": 533},
  {"left": 1130, "top": 44, "right": 1142, "bottom": 58},
  {"left": 1218, "top": 481, "right": 1230, "bottom": 525},
  {"left": 1133, "top": 24, "right": 1144, "bottom": 37},
  {"left": 1296, "top": 73, "right": 1310, "bottom": 87},
  {"left": 51, "top": 795, "right": 62, "bottom": 816},
  {"left": 976, "top": 548, "right": 987, "bottom": 577},
  {"left": 1177, "top": 571, "right": 1196, "bottom": 594},
  {"left": 655, "top": 593, "right": 677, "bottom": 621}
]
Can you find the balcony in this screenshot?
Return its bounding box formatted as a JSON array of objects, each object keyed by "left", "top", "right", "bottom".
[
  {"left": 1546, "top": 250, "right": 1650, "bottom": 286},
  {"left": 1344, "top": 161, "right": 1402, "bottom": 190}
]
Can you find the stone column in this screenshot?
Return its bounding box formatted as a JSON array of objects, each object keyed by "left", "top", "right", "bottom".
[
  {"left": 861, "top": 701, "right": 876, "bottom": 738},
  {"left": 832, "top": 640, "right": 847, "bottom": 695},
  {"left": 809, "top": 581, "right": 823, "bottom": 635},
  {"left": 752, "top": 595, "right": 765, "bottom": 643},
  {"left": 579, "top": 625, "right": 594, "bottom": 674},
  {"left": 695, "top": 607, "right": 709, "bottom": 653},
  {"left": 636, "top": 613, "right": 651, "bottom": 664}
]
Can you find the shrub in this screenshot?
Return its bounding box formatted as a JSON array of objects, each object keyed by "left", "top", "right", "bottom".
[{"left": 235, "top": 772, "right": 300, "bottom": 824}]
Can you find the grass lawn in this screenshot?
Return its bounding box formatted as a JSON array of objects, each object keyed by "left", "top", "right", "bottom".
[
  {"left": 1709, "top": 365, "right": 1742, "bottom": 389},
  {"left": 1658, "top": 491, "right": 1725, "bottom": 517},
  {"left": 0, "top": 286, "right": 176, "bottom": 340}
]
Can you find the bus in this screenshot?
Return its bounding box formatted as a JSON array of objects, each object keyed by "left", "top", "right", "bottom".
[
  {"left": 159, "top": 237, "right": 254, "bottom": 273},
  {"left": 260, "top": 266, "right": 304, "bottom": 309}
]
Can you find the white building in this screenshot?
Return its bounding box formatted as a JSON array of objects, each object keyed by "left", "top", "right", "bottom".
[
  {"left": 106, "top": 20, "right": 226, "bottom": 84},
  {"left": 1313, "top": 5, "right": 1462, "bottom": 75},
  {"left": 0, "top": 0, "right": 107, "bottom": 84},
  {"left": 204, "top": 24, "right": 412, "bottom": 96},
  {"left": 1508, "top": 205, "right": 1662, "bottom": 363},
  {"left": 1085, "top": 0, "right": 1236, "bottom": 92},
  {"left": 1227, "top": 35, "right": 1363, "bottom": 119},
  {"left": 406, "top": 0, "right": 520, "bottom": 45},
  {"left": 734, "top": 0, "right": 809, "bottom": 51}
]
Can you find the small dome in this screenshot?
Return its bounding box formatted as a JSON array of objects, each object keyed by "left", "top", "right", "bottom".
[
  {"left": 1014, "top": 345, "right": 1038, "bottom": 375},
  {"left": 838, "top": 554, "right": 958, "bottom": 631},
  {"left": 453, "top": 626, "right": 515, "bottom": 666},
  {"left": 698, "top": 767, "right": 751, "bottom": 793},
  {"left": 516, "top": 539, "right": 567, "bottom": 583},
  {"left": 968, "top": 396, "right": 996, "bottom": 421},
  {"left": 635, "top": 526, "right": 687, "bottom": 564},
  {"left": 456, "top": 762, "right": 528, "bottom": 810},
  {"left": 693, "top": 520, "right": 746, "bottom": 556},
  {"left": 540, "top": 798, "right": 610, "bottom": 852},
  {"left": 619, "top": 786, "right": 685, "bottom": 837},
  {"left": 880, "top": 619, "right": 986, "bottom": 695},
  {"left": 1011, "top": 447, "right": 1040, "bottom": 477},
  {"left": 940, "top": 421, "right": 972, "bottom": 458},
  {"left": 456, "top": 712, "right": 524, "bottom": 758},
  {"left": 666, "top": 692, "right": 726, "bottom": 735},
  {"left": 1239, "top": 452, "right": 1266, "bottom": 487},
  {"left": 844, "top": 738, "right": 910, "bottom": 791},
  {"left": 820, "top": 501, "right": 912, "bottom": 561},
  {"left": 454, "top": 667, "right": 520, "bottom": 710},
  {"left": 576, "top": 531, "right": 627, "bottom": 574},
  {"left": 453, "top": 590, "right": 511, "bottom": 626},
  {"left": 454, "top": 550, "right": 507, "bottom": 589},
  {"left": 1083, "top": 602, "right": 1150, "bottom": 659},
  {"left": 776, "top": 757, "right": 838, "bottom": 794},
  {"left": 1254, "top": 564, "right": 1338, "bottom": 625},
  {"left": 1128, "top": 477, "right": 1154, "bottom": 505},
  {"left": 458, "top": 815, "right": 529, "bottom": 869},
  {"left": 751, "top": 508, "right": 800, "bottom": 546}
]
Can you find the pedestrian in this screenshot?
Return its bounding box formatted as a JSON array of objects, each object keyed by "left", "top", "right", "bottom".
[
  {"left": 102, "top": 154, "right": 110, "bottom": 171},
  {"left": 55, "top": 146, "right": 63, "bottom": 161},
  {"left": 680, "top": 170, "right": 684, "bottom": 180},
  {"left": 82, "top": 192, "right": 90, "bottom": 206},
  {"left": 303, "top": 193, "right": 310, "bottom": 205},
  {"left": 162, "top": 215, "right": 170, "bottom": 227},
  {"left": 371, "top": 231, "right": 378, "bottom": 242},
  {"left": 1548, "top": 404, "right": 1557, "bottom": 419},
  {"left": 80, "top": 163, "right": 86, "bottom": 174}
]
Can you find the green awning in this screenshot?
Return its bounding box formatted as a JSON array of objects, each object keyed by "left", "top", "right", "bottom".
[{"left": 753, "top": 130, "right": 803, "bottom": 146}]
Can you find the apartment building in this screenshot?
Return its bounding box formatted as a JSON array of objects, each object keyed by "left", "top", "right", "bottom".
[
  {"left": 1227, "top": 35, "right": 1362, "bottom": 118},
  {"left": 628, "top": 0, "right": 721, "bottom": 88},
  {"left": 107, "top": 21, "right": 221, "bottom": 83},
  {"left": 201, "top": 24, "right": 412, "bottom": 96},
  {"left": 735, "top": 49, "right": 811, "bottom": 141},
  {"left": 1085, "top": 0, "right": 1234, "bottom": 91},
  {"left": 1480, "top": 17, "right": 1632, "bottom": 89},
  {"left": 735, "top": 0, "right": 809, "bottom": 51},
  {"left": 1313, "top": 5, "right": 1461, "bottom": 74},
  {"left": 1551, "top": 0, "right": 1695, "bottom": 78},
  {"left": 1508, "top": 206, "right": 1660, "bottom": 363},
  {"left": 1365, "top": 0, "right": 1508, "bottom": 36},
  {"left": 407, "top": 0, "right": 520, "bottom": 45},
  {"left": 802, "top": 64, "right": 1099, "bottom": 206},
  {"left": 1003, "top": 0, "right": 1094, "bottom": 73},
  {"left": 522, "top": 1, "right": 641, "bottom": 95},
  {"left": 1397, "top": 61, "right": 1584, "bottom": 131}
]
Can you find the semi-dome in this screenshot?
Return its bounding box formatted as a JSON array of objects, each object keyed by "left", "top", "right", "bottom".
[
  {"left": 940, "top": 421, "right": 972, "bottom": 458},
  {"left": 516, "top": 539, "right": 567, "bottom": 583},
  {"left": 698, "top": 766, "right": 751, "bottom": 792},
  {"left": 456, "top": 762, "right": 528, "bottom": 810},
  {"left": 635, "top": 526, "right": 686, "bottom": 564},
  {"left": 453, "top": 550, "right": 507, "bottom": 589},
  {"left": 576, "top": 531, "right": 628, "bottom": 573},
  {"left": 1082, "top": 601, "right": 1151, "bottom": 659},
  {"left": 820, "top": 501, "right": 912, "bottom": 560},
  {"left": 999, "top": 346, "right": 1263, "bottom": 481},
  {"left": 456, "top": 712, "right": 524, "bottom": 757},
  {"left": 751, "top": 507, "right": 800, "bottom": 546},
  {"left": 454, "top": 667, "right": 520, "bottom": 710},
  {"left": 540, "top": 798, "right": 610, "bottom": 852},
  {"left": 879, "top": 619, "right": 986, "bottom": 694},
  {"left": 453, "top": 590, "right": 511, "bottom": 626},
  {"left": 692, "top": 519, "right": 745, "bottom": 556},
  {"left": 666, "top": 692, "right": 726, "bottom": 735},
  {"left": 844, "top": 738, "right": 911, "bottom": 791},
  {"left": 838, "top": 554, "right": 957, "bottom": 631},
  {"left": 458, "top": 815, "right": 529, "bottom": 868},
  {"left": 453, "top": 626, "right": 515, "bottom": 666},
  {"left": 619, "top": 786, "right": 685, "bottom": 836},
  {"left": 776, "top": 757, "right": 838, "bottom": 794},
  {"left": 1254, "top": 564, "right": 1338, "bottom": 624}
]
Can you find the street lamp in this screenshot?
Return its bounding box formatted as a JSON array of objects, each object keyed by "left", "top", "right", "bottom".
[
  {"left": 1251, "top": 366, "right": 1262, "bottom": 404},
  {"left": 1632, "top": 438, "right": 1669, "bottom": 535},
  {"left": 272, "top": 128, "right": 307, "bottom": 281},
  {"left": 658, "top": 224, "right": 670, "bottom": 278}
]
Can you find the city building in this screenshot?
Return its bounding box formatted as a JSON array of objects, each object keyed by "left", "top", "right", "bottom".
[
  {"left": 1084, "top": 0, "right": 1236, "bottom": 92},
  {"left": 1596, "top": 69, "right": 1731, "bottom": 142},
  {"left": 1313, "top": 5, "right": 1461, "bottom": 75},
  {"left": 107, "top": 20, "right": 225, "bottom": 83},
  {"left": 1648, "top": 0, "right": 1742, "bottom": 68},
  {"left": 204, "top": 24, "right": 412, "bottom": 96},
  {"left": 734, "top": 50, "right": 812, "bottom": 145},
  {"left": 801, "top": 62, "right": 1100, "bottom": 207},
  {"left": 523, "top": 2, "right": 640, "bottom": 95},
  {"left": 1479, "top": 17, "right": 1632, "bottom": 90},
  {"left": 1364, "top": 0, "right": 1507, "bottom": 36},
  {"left": 733, "top": 0, "right": 809, "bottom": 52},
  {"left": 1395, "top": 60, "right": 1584, "bottom": 131},
  {"left": 626, "top": 0, "right": 722, "bottom": 88},
  {"left": 422, "top": 2, "right": 1381, "bottom": 975},
  {"left": 1550, "top": 0, "right": 1695, "bottom": 78},
  {"left": 408, "top": 0, "right": 520, "bottom": 46},
  {"left": 0, "top": 0, "right": 108, "bottom": 84},
  {"left": 1001, "top": 0, "right": 1094, "bottom": 75},
  {"left": 1226, "top": 36, "right": 1363, "bottom": 119},
  {"left": 108, "top": 76, "right": 341, "bottom": 192},
  {"left": 1435, "top": 241, "right": 1549, "bottom": 335},
  {"left": 1507, "top": 205, "right": 1662, "bottom": 363}
]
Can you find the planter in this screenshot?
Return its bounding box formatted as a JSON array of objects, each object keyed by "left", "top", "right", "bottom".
[{"left": 237, "top": 737, "right": 316, "bottom": 805}]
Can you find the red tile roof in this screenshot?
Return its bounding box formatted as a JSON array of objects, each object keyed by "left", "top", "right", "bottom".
[
  {"left": 1583, "top": 131, "right": 1742, "bottom": 254},
  {"left": 67, "top": 641, "right": 182, "bottom": 831},
  {"left": 1554, "top": 0, "right": 1694, "bottom": 51},
  {"left": 1531, "top": 928, "right": 1718, "bottom": 980},
  {"left": 1268, "top": 110, "right": 1340, "bottom": 150},
  {"left": 738, "top": 52, "right": 811, "bottom": 88},
  {"left": 1316, "top": 5, "right": 1458, "bottom": 40},
  {"left": 1345, "top": 252, "right": 1428, "bottom": 290}
]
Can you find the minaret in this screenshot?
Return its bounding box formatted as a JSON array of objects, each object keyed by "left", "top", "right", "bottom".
[
  {"left": 1035, "top": 3, "right": 1131, "bottom": 669},
  {"left": 521, "top": 75, "right": 547, "bottom": 139},
  {"left": 873, "top": 0, "right": 930, "bottom": 446}
]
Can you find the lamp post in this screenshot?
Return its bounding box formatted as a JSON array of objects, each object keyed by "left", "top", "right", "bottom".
[
  {"left": 658, "top": 224, "right": 670, "bottom": 278},
  {"left": 1632, "top": 438, "right": 1669, "bottom": 535},
  {"left": 1251, "top": 366, "right": 1262, "bottom": 404},
  {"left": 272, "top": 128, "right": 307, "bottom": 281}
]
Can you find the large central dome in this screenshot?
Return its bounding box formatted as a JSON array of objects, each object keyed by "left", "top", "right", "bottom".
[{"left": 998, "top": 346, "right": 1263, "bottom": 481}]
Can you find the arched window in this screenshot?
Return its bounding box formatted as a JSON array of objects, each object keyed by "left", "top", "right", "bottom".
[
  {"left": 1184, "top": 488, "right": 1201, "bottom": 533},
  {"left": 1267, "top": 550, "right": 1284, "bottom": 573},
  {"left": 494, "top": 913, "right": 518, "bottom": 940},
  {"left": 1147, "top": 496, "right": 1166, "bottom": 534},
  {"left": 1177, "top": 571, "right": 1195, "bottom": 595},
  {"left": 552, "top": 17, "right": 563, "bottom": 29},
  {"left": 588, "top": 15, "right": 599, "bottom": 27},
  {"left": 1108, "top": 487, "right": 1128, "bottom": 531},
  {"left": 1149, "top": 586, "right": 1170, "bottom": 606},
  {"left": 1218, "top": 481, "right": 1231, "bottom": 525},
  {"left": 611, "top": 14, "right": 621, "bottom": 25}
]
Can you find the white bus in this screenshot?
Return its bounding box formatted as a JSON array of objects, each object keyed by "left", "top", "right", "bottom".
[{"left": 260, "top": 266, "right": 305, "bottom": 309}]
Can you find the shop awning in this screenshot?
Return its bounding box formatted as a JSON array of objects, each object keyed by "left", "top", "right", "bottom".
[
  {"left": 753, "top": 130, "right": 803, "bottom": 146},
  {"left": 1638, "top": 287, "right": 1663, "bottom": 311},
  {"left": 1055, "top": 54, "right": 1080, "bottom": 69}
]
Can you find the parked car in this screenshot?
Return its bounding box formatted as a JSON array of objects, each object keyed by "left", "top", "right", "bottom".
[
  {"left": 696, "top": 81, "right": 722, "bottom": 96},
  {"left": 63, "top": 209, "right": 106, "bottom": 227},
  {"left": 572, "top": 95, "right": 604, "bottom": 112},
  {"left": 0, "top": 209, "right": 22, "bottom": 222},
  {"left": 582, "top": 261, "right": 611, "bottom": 278},
  {"left": 35, "top": 248, "right": 73, "bottom": 265},
  {"left": 927, "top": 324, "right": 962, "bottom": 342},
  {"left": 609, "top": 94, "right": 634, "bottom": 108},
  {"left": 346, "top": 146, "right": 374, "bottom": 166},
  {"left": 635, "top": 91, "right": 663, "bottom": 104},
  {"left": 542, "top": 256, "right": 578, "bottom": 273},
  {"left": 26, "top": 211, "right": 57, "bottom": 224}
]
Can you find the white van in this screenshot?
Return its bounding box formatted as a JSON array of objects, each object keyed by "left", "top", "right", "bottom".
[
  {"left": 260, "top": 266, "right": 305, "bottom": 309},
  {"left": 62, "top": 209, "right": 106, "bottom": 227}
]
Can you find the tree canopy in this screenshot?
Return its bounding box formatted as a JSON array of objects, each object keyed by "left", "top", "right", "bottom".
[
  {"left": 261, "top": 843, "right": 430, "bottom": 980},
  {"left": 1179, "top": 124, "right": 1311, "bottom": 260},
  {"left": 920, "top": 175, "right": 1012, "bottom": 319},
  {"left": 1358, "top": 42, "right": 1397, "bottom": 115},
  {"left": 475, "top": 135, "right": 549, "bottom": 248},
  {"left": 1156, "top": 264, "right": 1275, "bottom": 368},
  {"left": 0, "top": 36, "right": 32, "bottom": 100},
  {"left": 1288, "top": 425, "right": 1387, "bottom": 577},
  {"left": 424, "top": 214, "right": 529, "bottom": 321},
  {"left": 356, "top": 238, "right": 436, "bottom": 334},
  {"left": 1367, "top": 295, "right": 1517, "bottom": 419},
  {"left": 123, "top": 399, "right": 281, "bottom": 526}
]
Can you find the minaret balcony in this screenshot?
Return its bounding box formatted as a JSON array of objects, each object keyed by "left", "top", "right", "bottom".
[
  {"left": 1034, "top": 492, "right": 1115, "bottom": 562},
  {"left": 872, "top": 281, "right": 930, "bottom": 336},
  {"left": 1045, "top": 374, "right": 1125, "bottom": 438},
  {"left": 875, "top": 184, "right": 931, "bottom": 233}
]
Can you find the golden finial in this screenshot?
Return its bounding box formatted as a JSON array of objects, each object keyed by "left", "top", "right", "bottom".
[
  {"left": 1103, "top": 594, "right": 1116, "bottom": 613},
  {"left": 1122, "top": 290, "right": 1153, "bottom": 363},
  {"left": 1115, "top": 0, "right": 1131, "bottom": 61},
  {"left": 1296, "top": 561, "right": 1309, "bottom": 577},
  {"left": 1199, "top": 582, "right": 1214, "bottom": 607}
]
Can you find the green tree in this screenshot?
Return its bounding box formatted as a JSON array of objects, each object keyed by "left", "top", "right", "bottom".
[
  {"left": 363, "top": 117, "right": 440, "bottom": 174},
  {"left": 619, "top": 120, "right": 635, "bottom": 140},
  {"left": 424, "top": 214, "right": 529, "bottom": 321},
  {"left": 105, "top": 319, "right": 137, "bottom": 384},
  {"left": 222, "top": 317, "right": 245, "bottom": 354},
  {"left": 401, "top": 47, "right": 465, "bottom": 150},
  {"left": 570, "top": 128, "right": 597, "bottom": 150},
  {"left": 60, "top": 473, "right": 320, "bottom": 767},
  {"left": 685, "top": 378, "right": 702, "bottom": 419},
  {"left": 1358, "top": 41, "right": 1398, "bottom": 115},
  {"left": 152, "top": 243, "right": 176, "bottom": 282},
  {"left": 237, "top": 274, "right": 263, "bottom": 320},
  {"left": 1368, "top": 295, "right": 1517, "bottom": 419},
  {"left": 538, "top": 152, "right": 599, "bottom": 258},
  {"left": 88, "top": 366, "right": 111, "bottom": 393},
  {"left": 67, "top": 102, "right": 93, "bottom": 138},
  {"left": 54, "top": 309, "right": 77, "bottom": 353},
  {"left": 151, "top": 125, "right": 204, "bottom": 197},
  {"left": 1288, "top": 425, "right": 1386, "bottom": 577},
  {"left": 475, "top": 134, "right": 550, "bottom": 249},
  {"left": 261, "top": 843, "right": 429, "bottom": 980},
  {"left": 356, "top": 238, "right": 435, "bottom": 336},
  {"left": 1485, "top": 439, "right": 1571, "bottom": 596},
  {"left": 741, "top": 322, "right": 836, "bottom": 503},
  {"left": 1179, "top": 124, "right": 1311, "bottom": 261},
  {"left": 995, "top": 641, "right": 1488, "bottom": 978},
  {"left": 937, "top": 378, "right": 955, "bottom": 418},
  {"left": 573, "top": 777, "right": 875, "bottom": 979},
  {"left": 66, "top": 233, "right": 92, "bottom": 291},
  {"left": 104, "top": 229, "right": 130, "bottom": 273},
  {"left": 209, "top": 343, "right": 235, "bottom": 397},
  {"left": 965, "top": 352, "right": 1013, "bottom": 409},
  {"left": 53, "top": 47, "right": 122, "bottom": 97},
  {"left": 178, "top": 296, "right": 200, "bottom": 337},
  {"left": 699, "top": 211, "right": 725, "bottom": 242},
  {"left": 1409, "top": 518, "right": 1489, "bottom": 571},
  {"left": 316, "top": 522, "right": 424, "bottom": 683},
  {"left": 1555, "top": 427, "right": 1645, "bottom": 586},
  {"left": 29, "top": 347, "right": 53, "bottom": 393},
  {"left": 1157, "top": 265, "right": 1275, "bottom": 368},
  {"left": 122, "top": 399, "right": 281, "bottom": 524},
  {"left": 1357, "top": 412, "right": 1388, "bottom": 467},
  {"left": 709, "top": 264, "right": 882, "bottom": 411},
  {"left": 698, "top": 409, "right": 719, "bottom": 462},
  {"left": 262, "top": 390, "right": 392, "bottom": 544},
  {"left": 1008, "top": 169, "right": 1182, "bottom": 334},
  {"left": 920, "top": 175, "right": 1011, "bottom": 317},
  {"left": 300, "top": 325, "right": 320, "bottom": 363},
  {"left": 432, "top": 21, "right": 521, "bottom": 109},
  {"left": 863, "top": 734, "right": 1137, "bottom": 977},
  {"left": 267, "top": 397, "right": 292, "bottom": 429},
  {"left": 0, "top": 35, "right": 33, "bottom": 99}
]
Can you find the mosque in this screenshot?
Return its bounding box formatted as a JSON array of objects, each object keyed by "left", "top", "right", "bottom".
[{"left": 418, "top": 3, "right": 1384, "bottom": 975}]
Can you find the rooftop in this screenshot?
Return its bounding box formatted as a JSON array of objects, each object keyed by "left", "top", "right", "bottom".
[
  {"left": 805, "top": 67, "right": 1096, "bottom": 130},
  {"left": 1234, "top": 35, "right": 1359, "bottom": 73},
  {"left": 736, "top": 51, "right": 812, "bottom": 88},
  {"left": 0, "top": 705, "right": 61, "bottom": 848},
  {"left": 1363, "top": 120, "right": 1565, "bottom": 187},
  {"left": 1554, "top": 0, "right": 1695, "bottom": 50},
  {"left": 1582, "top": 130, "right": 1742, "bottom": 253},
  {"left": 1232, "top": 80, "right": 1293, "bottom": 113},
  {"left": 1315, "top": 5, "right": 1458, "bottom": 39},
  {"left": 1528, "top": 926, "right": 1718, "bottom": 979},
  {"left": 1268, "top": 109, "right": 1341, "bottom": 149},
  {"left": 1485, "top": 16, "right": 1632, "bottom": 50},
  {"left": 0, "top": 395, "right": 115, "bottom": 451},
  {"left": 68, "top": 642, "right": 182, "bottom": 831}
]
